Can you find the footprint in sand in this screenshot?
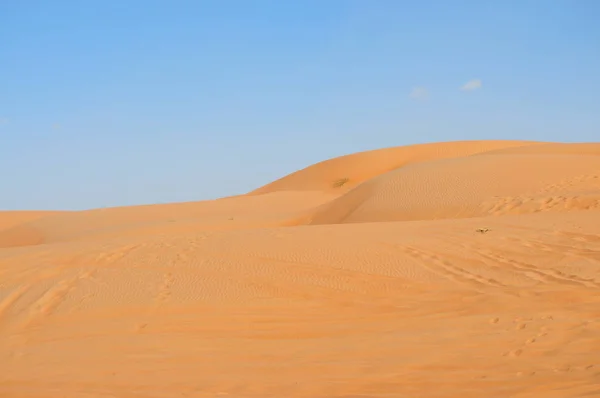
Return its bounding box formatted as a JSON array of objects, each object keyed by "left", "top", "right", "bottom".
[
  {"left": 134, "top": 323, "right": 148, "bottom": 333},
  {"left": 157, "top": 272, "right": 174, "bottom": 303},
  {"left": 505, "top": 349, "right": 523, "bottom": 357}
]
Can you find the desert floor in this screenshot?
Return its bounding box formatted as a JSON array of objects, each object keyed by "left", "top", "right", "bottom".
[{"left": 2, "top": 140, "right": 600, "bottom": 397}]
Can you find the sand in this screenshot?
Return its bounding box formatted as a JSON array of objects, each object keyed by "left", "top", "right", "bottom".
[{"left": 1, "top": 140, "right": 600, "bottom": 397}]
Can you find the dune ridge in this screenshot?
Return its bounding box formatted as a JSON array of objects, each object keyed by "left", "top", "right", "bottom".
[
  {"left": 2, "top": 140, "right": 600, "bottom": 398},
  {"left": 250, "top": 139, "right": 541, "bottom": 194}
]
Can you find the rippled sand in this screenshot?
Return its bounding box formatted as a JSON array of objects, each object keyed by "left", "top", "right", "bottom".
[{"left": 2, "top": 140, "right": 600, "bottom": 397}]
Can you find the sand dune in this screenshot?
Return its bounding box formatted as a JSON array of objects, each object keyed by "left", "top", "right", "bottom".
[
  {"left": 2, "top": 140, "right": 600, "bottom": 397},
  {"left": 310, "top": 147, "right": 600, "bottom": 224},
  {"left": 0, "top": 212, "right": 65, "bottom": 249},
  {"left": 250, "top": 140, "right": 540, "bottom": 194},
  {"left": 0, "top": 211, "right": 63, "bottom": 233},
  {"left": 0, "top": 191, "right": 335, "bottom": 248}
]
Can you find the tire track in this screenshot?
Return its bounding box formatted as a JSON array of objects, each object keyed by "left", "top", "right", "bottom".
[
  {"left": 471, "top": 248, "right": 600, "bottom": 289},
  {"left": 16, "top": 268, "right": 98, "bottom": 329},
  {"left": 503, "top": 236, "right": 600, "bottom": 259},
  {"left": 93, "top": 243, "right": 143, "bottom": 265},
  {"left": 0, "top": 283, "right": 31, "bottom": 326},
  {"left": 556, "top": 231, "right": 600, "bottom": 244},
  {"left": 400, "top": 245, "right": 506, "bottom": 289}
]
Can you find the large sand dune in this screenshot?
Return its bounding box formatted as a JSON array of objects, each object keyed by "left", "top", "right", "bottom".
[{"left": 2, "top": 140, "right": 600, "bottom": 397}]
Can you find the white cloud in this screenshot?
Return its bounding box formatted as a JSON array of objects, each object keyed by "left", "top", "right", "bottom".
[
  {"left": 460, "top": 79, "right": 482, "bottom": 91},
  {"left": 409, "top": 86, "right": 429, "bottom": 101}
]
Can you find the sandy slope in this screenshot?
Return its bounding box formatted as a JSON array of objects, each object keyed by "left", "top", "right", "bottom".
[
  {"left": 2, "top": 140, "right": 600, "bottom": 398},
  {"left": 250, "top": 140, "right": 541, "bottom": 194},
  {"left": 0, "top": 211, "right": 63, "bottom": 233},
  {"left": 0, "top": 191, "right": 335, "bottom": 248}
]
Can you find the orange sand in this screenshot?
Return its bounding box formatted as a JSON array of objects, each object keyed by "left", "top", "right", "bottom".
[{"left": 2, "top": 140, "right": 600, "bottom": 397}]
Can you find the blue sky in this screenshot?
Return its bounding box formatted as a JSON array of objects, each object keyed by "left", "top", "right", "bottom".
[{"left": 1, "top": 1, "right": 599, "bottom": 210}]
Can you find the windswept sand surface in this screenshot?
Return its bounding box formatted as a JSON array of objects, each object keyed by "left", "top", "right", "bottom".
[{"left": 2, "top": 140, "right": 600, "bottom": 397}]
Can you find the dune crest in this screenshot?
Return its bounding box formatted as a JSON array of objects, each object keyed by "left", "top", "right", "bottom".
[
  {"left": 2, "top": 140, "right": 600, "bottom": 398},
  {"left": 309, "top": 145, "right": 600, "bottom": 224},
  {"left": 250, "top": 140, "right": 541, "bottom": 194},
  {"left": 0, "top": 191, "right": 334, "bottom": 248}
]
